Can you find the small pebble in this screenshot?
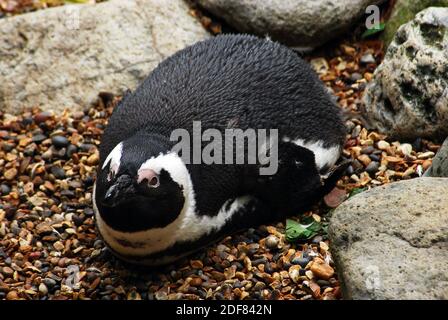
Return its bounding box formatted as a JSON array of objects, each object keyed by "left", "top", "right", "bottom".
[
  {"left": 43, "top": 278, "right": 57, "bottom": 288},
  {"left": 365, "top": 161, "right": 380, "bottom": 175},
  {"left": 265, "top": 235, "right": 279, "bottom": 249},
  {"left": 41, "top": 148, "right": 53, "bottom": 160},
  {"left": 360, "top": 53, "right": 375, "bottom": 64},
  {"left": 51, "top": 135, "right": 69, "bottom": 148},
  {"left": 3, "top": 168, "right": 18, "bottom": 180},
  {"left": 288, "top": 265, "right": 301, "bottom": 283},
  {"left": 2, "top": 266, "right": 14, "bottom": 276},
  {"left": 319, "top": 242, "right": 329, "bottom": 251},
  {"left": 39, "top": 283, "right": 48, "bottom": 295},
  {"left": 369, "top": 153, "right": 381, "bottom": 162},
  {"left": 51, "top": 166, "right": 66, "bottom": 179},
  {"left": 377, "top": 140, "right": 390, "bottom": 150},
  {"left": 358, "top": 154, "right": 371, "bottom": 167},
  {"left": 399, "top": 143, "right": 413, "bottom": 156},
  {"left": 2, "top": 142, "right": 14, "bottom": 152},
  {"left": 79, "top": 143, "right": 97, "bottom": 152},
  {"left": 87, "top": 153, "right": 99, "bottom": 166},
  {"left": 66, "top": 144, "right": 78, "bottom": 158},
  {"left": 352, "top": 159, "right": 364, "bottom": 172},
  {"left": 53, "top": 241, "right": 65, "bottom": 251},
  {"left": 312, "top": 235, "right": 323, "bottom": 244},
  {"left": 417, "top": 151, "right": 435, "bottom": 159},
  {"left": 190, "top": 277, "right": 203, "bottom": 287},
  {"left": 34, "top": 111, "right": 52, "bottom": 123},
  {"left": 0, "top": 184, "right": 11, "bottom": 195},
  {"left": 190, "top": 260, "right": 203, "bottom": 269},
  {"left": 310, "top": 258, "right": 334, "bottom": 280},
  {"left": 361, "top": 146, "right": 375, "bottom": 154},
  {"left": 6, "top": 291, "right": 19, "bottom": 300},
  {"left": 32, "top": 134, "right": 47, "bottom": 143},
  {"left": 345, "top": 120, "right": 356, "bottom": 133},
  {"left": 350, "top": 72, "right": 363, "bottom": 82},
  {"left": 155, "top": 291, "right": 168, "bottom": 300},
  {"left": 291, "top": 257, "right": 310, "bottom": 268}
]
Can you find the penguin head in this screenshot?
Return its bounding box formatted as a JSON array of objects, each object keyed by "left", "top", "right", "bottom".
[{"left": 95, "top": 133, "right": 190, "bottom": 232}]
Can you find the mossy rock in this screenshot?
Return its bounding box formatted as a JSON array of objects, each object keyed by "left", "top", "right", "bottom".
[
  {"left": 382, "top": 0, "right": 448, "bottom": 47},
  {"left": 363, "top": 7, "right": 448, "bottom": 141}
]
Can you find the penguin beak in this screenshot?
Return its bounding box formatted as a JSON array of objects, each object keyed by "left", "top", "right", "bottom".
[{"left": 101, "top": 174, "right": 135, "bottom": 207}]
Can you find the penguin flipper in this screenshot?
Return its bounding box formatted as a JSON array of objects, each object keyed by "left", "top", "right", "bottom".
[{"left": 251, "top": 142, "right": 323, "bottom": 216}]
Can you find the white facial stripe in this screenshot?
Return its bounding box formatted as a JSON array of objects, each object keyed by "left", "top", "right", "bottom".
[
  {"left": 138, "top": 152, "right": 189, "bottom": 190},
  {"left": 284, "top": 137, "right": 341, "bottom": 172},
  {"left": 102, "top": 142, "right": 123, "bottom": 178}
]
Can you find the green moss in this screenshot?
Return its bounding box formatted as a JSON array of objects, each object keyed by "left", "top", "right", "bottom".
[{"left": 382, "top": 0, "right": 448, "bottom": 48}]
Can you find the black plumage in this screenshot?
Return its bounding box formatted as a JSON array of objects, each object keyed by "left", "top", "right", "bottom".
[
  {"left": 95, "top": 34, "right": 347, "bottom": 264},
  {"left": 101, "top": 34, "right": 345, "bottom": 158}
]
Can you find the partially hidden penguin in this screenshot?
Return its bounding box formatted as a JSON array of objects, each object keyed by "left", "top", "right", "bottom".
[{"left": 93, "top": 34, "right": 348, "bottom": 266}]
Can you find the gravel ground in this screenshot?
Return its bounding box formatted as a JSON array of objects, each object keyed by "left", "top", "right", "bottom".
[{"left": 0, "top": 0, "right": 440, "bottom": 301}]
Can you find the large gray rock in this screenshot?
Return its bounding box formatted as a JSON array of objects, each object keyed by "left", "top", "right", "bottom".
[
  {"left": 0, "top": 0, "right": 209, "bottom": 114},
  {"left": 381, "top": 0, "right": 448, "bottom": 48},
  {"left": 329, "top": 178, "right": 448, "bottom": 300},
  {"left": 362, "top": 7, "right": 448, "bottom": 140},
  {"left": 424, "top": 137, "right": 448, "bottom": 177},
  {"left": 197, "top": 0, "right": 384, "bottom": 49}
]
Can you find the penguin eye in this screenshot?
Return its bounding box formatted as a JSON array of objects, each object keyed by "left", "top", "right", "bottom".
[
  {"left": 295, "top": 160, "right": 303, "bottom": 168},
  {"left": 148, "top": 176, "right": 160, "bottom": 188}
]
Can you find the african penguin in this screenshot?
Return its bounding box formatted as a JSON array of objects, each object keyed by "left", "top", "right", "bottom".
[{"left": 93, "top": 34, "right": 347, "bottom": 266}]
